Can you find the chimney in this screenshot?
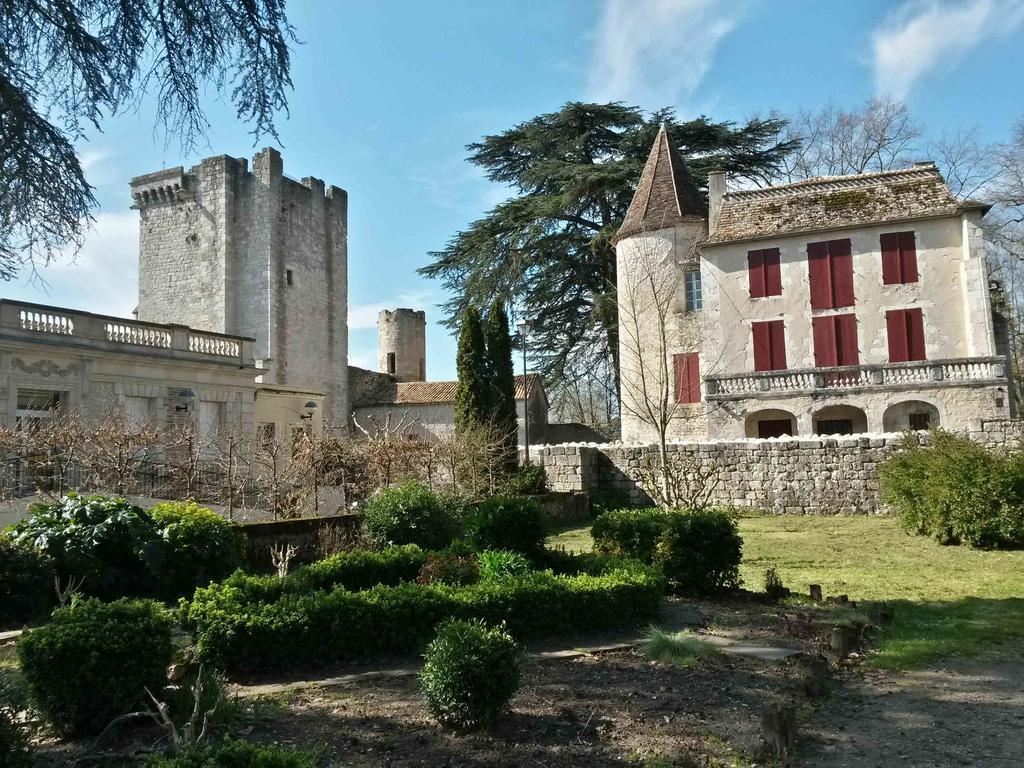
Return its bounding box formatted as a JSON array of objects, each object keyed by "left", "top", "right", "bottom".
[{"left": 708, "top": 169, "right": 726, "bottom": 234}]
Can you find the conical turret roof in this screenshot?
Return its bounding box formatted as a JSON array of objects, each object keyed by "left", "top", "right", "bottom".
[{"left": 615, "top": 124, "right": 706, "bottom": 242}]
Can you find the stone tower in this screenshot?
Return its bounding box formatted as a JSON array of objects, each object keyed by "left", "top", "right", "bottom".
[
  {"left": 378, "top": 308, "right": 426, "bottom": 382},
  {"left": 130, "top": 148, "right": 349, "bottom": 423},
  {"left": 614, "top": 124, "right": 708, "bottom": 443}
]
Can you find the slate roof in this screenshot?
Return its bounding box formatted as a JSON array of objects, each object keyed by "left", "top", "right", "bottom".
[
  {"left": 706, "top": 162, "right": 988, "bottom": 246},
  {"left": 614, "top": 124, "right": 706, "bottom": 243},
  {"left": 358, "top": 374, "right": 544, "bottom": 406}
]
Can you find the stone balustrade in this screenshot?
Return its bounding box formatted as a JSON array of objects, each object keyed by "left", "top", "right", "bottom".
[
  {"left": 0, "top": 299, "right": 254, "bottom": 366},
  {"left": 705, "top": 357, "right": 1007, "bottom": 399}
]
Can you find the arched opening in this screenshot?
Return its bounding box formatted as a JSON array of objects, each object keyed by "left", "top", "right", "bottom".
[
  {"left": 883, "top": 400, "right": 940, "bottom": 432},
  {"left": 812, "top": 404, "right": 868, "bottom": 435},
  {"left": 745, "top": 408, "right": 798, "bottom": 439}
]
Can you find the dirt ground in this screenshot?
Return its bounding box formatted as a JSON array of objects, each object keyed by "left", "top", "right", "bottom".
[{"left": 802, "top": 659, "right": 1024, "bottom": 767}]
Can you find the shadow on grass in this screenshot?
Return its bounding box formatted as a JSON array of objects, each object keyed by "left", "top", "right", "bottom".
[{"left": 869, "top": 597, "right": 1024, "bottom": 669}]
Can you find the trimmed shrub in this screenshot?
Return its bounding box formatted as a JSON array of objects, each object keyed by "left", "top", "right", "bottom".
[
  {"left": 145, "top": 738, "right": 318, "bottom": 767},
  {"left": 497, "top": 464, "right": 549, "bottom": 497},
  {"left": 12, "top": 494, "right": 162, "bottom": 600},
  {"left": 0, "top": 706, "right": 32, "bottom": 768},
  {"left": 18, "top": 598, "right": 172, "bottom": 736},
  {"left": 149, "top": 501, "right": 248, "bottom": 599},
  {"left": 464, "top": 496, "right": 547, "bottom": 558},
  {"left": 417, "top": 553, "right": 481, "bottom": 586},
  {"left": 420, "top": 619, "right": 520, "bottom": 729},
  {"left": 880, "top": 430, "right": 1024, "bottom": 548},
  {"left": 592, "top": 508, "right": 670, "bottom": 561},
  {"left": 477, "top": 549, "right": 531, "bottom": 581},
  {"left": 184, "top": 566, "right": 662, "bottom": 671},
  {"left": 207, "top": 545, "right": 428, "bottom": 604},
  {"left": 362, "top": 481, "right": 460, "bottom": 550},
  {"left": 0, "top": 535, "right": 55, "bottom": 628},
  {"left": 654, "top": 509, "right": 742, "bottom": 596}
]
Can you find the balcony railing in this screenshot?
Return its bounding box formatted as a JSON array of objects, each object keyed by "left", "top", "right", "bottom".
[
  {"left": 0, "top": 299, "right": 254, "bottom": 366},
  {"left": 705, "top": 357, "right": 1007, "bottom": 399}
]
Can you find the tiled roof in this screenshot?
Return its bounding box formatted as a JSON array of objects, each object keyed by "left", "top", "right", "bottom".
[
  {"left": 359, "top": 374, "right": 544, "bottom": 406},
  {"left": 706, "top": 163, "right": 986, "bottom": 245},
  {"left": 614, "top": 124, "right": 706, "bottom": 243}
]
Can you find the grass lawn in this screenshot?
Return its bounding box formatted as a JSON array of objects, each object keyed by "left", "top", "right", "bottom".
[{"left": 547, "top": 515, "right": 1024, "bottom": 669}]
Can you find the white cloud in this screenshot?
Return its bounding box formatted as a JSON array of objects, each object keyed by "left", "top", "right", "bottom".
[
  {"left": 5, "top": 212, "right": 139, "bottom": 318},
  {"left": 588, "top": 0, "right": 741, "bottom": 108},
  {"left": 872, "top": 0, "right": 1024, "bottom": 100}
]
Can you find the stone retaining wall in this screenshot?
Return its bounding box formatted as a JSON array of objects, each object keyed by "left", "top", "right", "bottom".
[{"left": 530, "top": 419, "right": 1024, "bottom": 515}]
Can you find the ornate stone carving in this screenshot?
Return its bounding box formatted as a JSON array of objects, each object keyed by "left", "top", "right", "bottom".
[{"left": 11, "top": 358, "right": 79, "bottom": 378}]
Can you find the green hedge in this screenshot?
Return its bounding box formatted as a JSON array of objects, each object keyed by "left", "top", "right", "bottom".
[
  {"left": 184, "top": 565, "right": 663, "bottom": 671},
  {"left": 199, "top": 544, "right": 427, "bottom": 604},
  {"left": 654, "top": 509, "right": 742, "bottom": 596},
  {"left": 18, "top": 598, "right": 172, "bottom": 736},
  {"left": 464, "top": 496, "right": 547, "bottom": 558},
  {"left": 592, "top": 508, "right": 670, "bottom": 561},
  {"left": 880, "top": 430, "right": 1024, "bottom": 548},
  {"left": 0, "top": 535, "right": 55, "bottom": 628}
]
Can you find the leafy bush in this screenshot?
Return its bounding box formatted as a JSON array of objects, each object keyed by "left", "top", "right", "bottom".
[
  {"left": 420, "top": 619, "right": 520, "bottom": 729},
  {"left": 145, "top": 738, "right": 318, "bottom": 767},
  {"left": 497, "top": 464, "right": 549, "bottom": 496},
  {"left": 0, "top": 705, "right": 32, "bottom": 768},
  {"left": 184, "top": 565, "right": 662, "bottom": 671},
  {"left": 12, "top": 494, "right": 162, "bottom": 600},
  {"left": 880, "top": 430, "right": 1024, "bottom": 548},
  {"left": 18, "top": 598, "right": 172, "bottom": 736},
  {"left": 477, "top": 549, "right": 532, "bottom": 581},
  {"left": 149, "top": 501, "right": 248, "bottom": 599},
  {"left": 0, "top": 535, "right": 54, "bottom": 628},
  {"left": 464, "top": 496, "right": 547, "bottom": 558},
  {"left": 654, "top": 509, "right": 742, "bottom": 596},
  {"left": 417, "top": 553, "right": 481, "bottom": 586},
  {"left": 362, "top": 481, "right": 460, "bottom": 550},
  {"left": 592, "top": 508, "right": 670, "bottom": 561}
]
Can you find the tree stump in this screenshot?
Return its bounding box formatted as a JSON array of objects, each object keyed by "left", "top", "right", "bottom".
[
  {"left": 760, "top": 702, "right": 796, "bottom": 766},
  {"left": 809, "top": 584, "right": 822, "bottom": 602}
]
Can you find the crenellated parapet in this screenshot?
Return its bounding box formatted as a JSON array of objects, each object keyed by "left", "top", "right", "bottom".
[{"left": 129, "top": 167, "right": 193, "bottom": 207}]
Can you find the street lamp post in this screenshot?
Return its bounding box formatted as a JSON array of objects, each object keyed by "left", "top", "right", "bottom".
[{"left": 516, "top": 318, "right": 534, "bottom": 465}]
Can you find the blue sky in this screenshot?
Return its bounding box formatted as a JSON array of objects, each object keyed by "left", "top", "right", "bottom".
[{"left": 7, "top": 0, "right": 1024, "bottom": 379}]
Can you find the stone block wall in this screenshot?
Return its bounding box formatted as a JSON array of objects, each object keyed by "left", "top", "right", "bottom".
[{"left": 530, "top": 419, "right": 1024, "bottom": 514}]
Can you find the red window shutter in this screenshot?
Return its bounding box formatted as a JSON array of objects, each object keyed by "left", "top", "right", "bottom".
[
  {"left": 673, "top": 354, "right": 686, "bottom": 403},
  {"left": 880, "top": 232, "right": 901, "bottom": 285},
  {"left": 685, "top": 353, "right": 701, "bottom": 403},
  {"left": 752, "top": 322, "right": 771, "bottom": 371},
  {"left": 808, "top": 241, "right": 831, "bottom": 309},
  {"left": 830, "top": 239, "right": 854, "bottom": 307},
  {"left": 769, "top": 320, "right": 787, "bottom": 370},
  {"left": 898, "top": 231, "right": 918, "bottom": 283},
  {"left": 836, "top": 313, "right": 860, "bottom": 366},
  {"left": 906, "top": 307, "right": 925, "bottom": 360},
  {"left": 886, "top": 309, "right": 909, "bottom": 362},
  {"left": 748, "top": 250, "right": 765, "bottom": 298},
  {"left": 764, "top": 248, "right": 782, "bottom": 296},
  {"left": 812, "top": 316, "right": 837, "bottom": 367}
]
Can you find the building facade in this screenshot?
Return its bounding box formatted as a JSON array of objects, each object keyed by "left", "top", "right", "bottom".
[
  {"left": 0, "top": 300, "right": 257, "bottom": 434},
  {"left": 131, "top": 148, "right": 349, "bottom": 424},
  {"left": 616, "top": 126, "right": 1012, "bottom": 442}
]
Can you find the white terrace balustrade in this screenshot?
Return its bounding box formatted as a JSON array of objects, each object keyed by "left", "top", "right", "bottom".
[
  {"left": 0, "top": 300, "right": 254, "bottom": 366},
  {"left": 705, "top": 357, "right": 1008, "bottom": 399}
]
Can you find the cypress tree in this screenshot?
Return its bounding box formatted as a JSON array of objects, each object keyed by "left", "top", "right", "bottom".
[
  {"left": 485, "top": 300, "right": 518, "bottom": 469},
  {"left": 454, "top": 305, "right": 490, "bottom": 432}
]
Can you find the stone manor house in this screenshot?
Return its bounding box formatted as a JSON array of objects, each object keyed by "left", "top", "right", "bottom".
[{"left": 616, "top": 126, "right": 1013, "bottom": 443}]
